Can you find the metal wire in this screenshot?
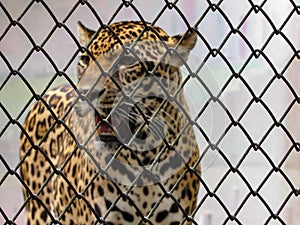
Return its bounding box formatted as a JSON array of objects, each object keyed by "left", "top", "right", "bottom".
[{"left": 1, "top": 0, "right": 300, "bottom": 225}]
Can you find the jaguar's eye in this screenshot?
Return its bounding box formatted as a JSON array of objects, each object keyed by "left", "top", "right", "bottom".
[{"left": 118, "top": 56, "right": 138, "bottom": 66}]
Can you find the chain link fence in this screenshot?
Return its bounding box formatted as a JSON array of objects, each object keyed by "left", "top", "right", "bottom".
[{"left": 1, "top": 0, "right": 300, "bottom": 224}]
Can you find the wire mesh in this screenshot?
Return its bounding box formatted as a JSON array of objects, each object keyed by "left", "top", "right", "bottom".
[{"left": 1, "top": 0, "right": 300, "bottom": 225}]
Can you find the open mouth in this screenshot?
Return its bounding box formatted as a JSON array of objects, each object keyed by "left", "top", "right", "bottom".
[
  {"left": 95, "top": 111, "right": 120, "bottom": 143},
  {"left": 94, "top": 108, "right": 146, "bottom": 145}
]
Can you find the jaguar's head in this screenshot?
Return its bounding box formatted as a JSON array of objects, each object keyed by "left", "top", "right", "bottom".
[{"left": 75, "top": 21, "right": 197, "bottom": 151}]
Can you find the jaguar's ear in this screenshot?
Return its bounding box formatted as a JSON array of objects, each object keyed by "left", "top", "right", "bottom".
[
  {"left": 169, "top": 30, "right": 197, "bottom": 65},
  {"left": 78, "top": 21, "right": 96, "bottom": 46}
]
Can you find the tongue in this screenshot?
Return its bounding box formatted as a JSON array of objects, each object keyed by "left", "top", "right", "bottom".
[
  {"left": 98, "top": 124, "right": 113, "bottom": 134},
  {"left": 95, "top": 113, "right": 121, "bottom": 137}
]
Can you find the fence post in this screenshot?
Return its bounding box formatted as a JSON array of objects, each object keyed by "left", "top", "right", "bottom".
[
  {"left": 231, "top": 186, "right": 240, "bottom": 212},
  {"left": 198, "top": 210, "right": 212, "bottom": 225}
]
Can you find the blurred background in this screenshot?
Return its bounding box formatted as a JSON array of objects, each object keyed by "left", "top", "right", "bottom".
[{"left": 1, "top": 0, "right": 299, "bottom": 224}]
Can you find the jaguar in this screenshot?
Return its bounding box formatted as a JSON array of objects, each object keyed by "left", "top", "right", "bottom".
[{"left": 20, "top": 20, "right": 200, "bottom": 225}]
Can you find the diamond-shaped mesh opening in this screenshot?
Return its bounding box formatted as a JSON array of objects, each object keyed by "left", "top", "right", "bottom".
[
  {"left": 0, "top": 76, "right": 34, "bottom": 118},
  {"left": 20, "top": 2, "right": 57, "bottom": 44},
  {"left": 0, "top": 26, "right": 33, "bottom": 70},
  {"left": 223, "top": 77, "right": 253, "bottom": 119},
  {"left": 261, "top": 78, "right": 296, "bottom": 120},
  {"left": 240, "top": 101, "right": 275, "bottom": 142},
  {"left": 238, "top": 148, "right": 273, "bottom": 189},
  {"left": 1, "top": 1, "right": 299, "bottom": 225},
  {"left": 237, "top": 195, "right": 271, "bottom": 224},
  {"left": 198, "top": 10, "right": 232, "bottom": 49},
  {"left": 218, "top": 126, "right": 251, "bottom": 166},
  {"left": 261, "top": 127, "right": 294, "bottom": 165},
  {"left": 259, "top": 172, "right": 292, "bottom": 212}
]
